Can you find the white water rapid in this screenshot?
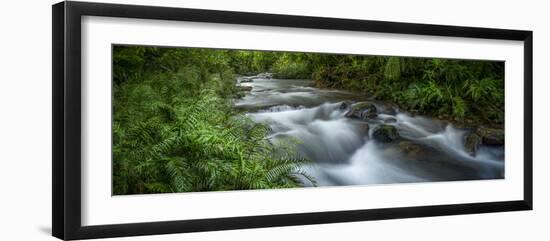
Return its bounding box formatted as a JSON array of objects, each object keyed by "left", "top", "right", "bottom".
[{"left": 235, "top": 77, "right": 504, "bottom": 186}]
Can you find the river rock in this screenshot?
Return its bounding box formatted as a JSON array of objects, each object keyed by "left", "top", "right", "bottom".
[
  {"left": 397, "top": 141, "right": 436, "bottom": 157},
  {"left": 358, "top": 123, "right": 370, "bottom": 134},
  {"left": 339, "top": 101, "right": 352, "bottom": 110},
  {"left": 380, "top": 102, "right": 398, "bottom": 115},
  {"left": 384, "top": 117, "right": 397, "bottom": 123},
  {"left": 239, "top": 77, "right": 253, "bottom": 83},
  {"left": 464, "top": 132, "right": 481, "bottom": 156},
  {"left": 372, "top": 124, "right": 400, "bottom": 142},
  {"left": 476, "top": 127, "right": 504, "bottom": 145},
  {"left": 256, "top": 72, "right": 273, "bottom": 79},
  {"left": 235, "top": 92, "right": 245, "bottom": 98},
  {"left": 238, "top": 85, "right": 253, "bottom": 91},
  {"left": 345, "top": 101, "right": 377, "bottom": 120}
]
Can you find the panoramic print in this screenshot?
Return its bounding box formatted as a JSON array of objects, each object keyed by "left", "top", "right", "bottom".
[{"left": 112, "top": 45, "right": 505, "bottom": 195}]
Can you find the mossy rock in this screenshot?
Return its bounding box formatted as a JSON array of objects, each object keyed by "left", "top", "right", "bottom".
[
  {"left": 476, "top": 127, "right": 504, "bottom": 145},
  {"left": 464, "top": 132, "right": 481, "bottom": 155},
  {"left": 345, "top": 101, "right": 377, "bottom": 120},
  {"left": 372, "top": 124, "right": 399, "bottom": 143},
  {"left": 397, "top": 141, "right": 438, "bottom": 157}
]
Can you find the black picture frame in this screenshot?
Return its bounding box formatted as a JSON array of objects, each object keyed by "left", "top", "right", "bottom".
[{"left": 52, "top": 1, "right": 533, "bottom": 240}]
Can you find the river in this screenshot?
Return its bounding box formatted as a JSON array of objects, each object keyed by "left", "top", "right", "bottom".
[{"left": 235, "top": 76, "right": 504, "bottom": 187}]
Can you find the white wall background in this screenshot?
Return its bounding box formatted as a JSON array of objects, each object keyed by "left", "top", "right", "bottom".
[{"left": 0, "top": 0, "right": 547, "bottom": 240}]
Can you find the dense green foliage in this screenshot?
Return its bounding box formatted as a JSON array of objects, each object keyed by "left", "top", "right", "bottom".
[
  {"left": 307, "top": 55, "right": 504, "bottom": 124},
  {"left": 113, "top": 46, "right": 314, "bottom": 195},
  {"left": 270, "top": 53, "right": 311, "bottom": 79},
  {"left": 262, "top": 53, "right": 503, "bottom": 124},
  {"left": 113, "top": 45, "right": 504, "bottom": 195}
]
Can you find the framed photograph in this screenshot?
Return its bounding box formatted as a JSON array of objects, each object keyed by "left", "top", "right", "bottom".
[{"left": 52, "top": 1, "right": 533, "bottom": 240}]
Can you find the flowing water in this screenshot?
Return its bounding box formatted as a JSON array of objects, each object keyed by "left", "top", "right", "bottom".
[{"left": 235, "top": 77, "right": 504, "bottom": 187}]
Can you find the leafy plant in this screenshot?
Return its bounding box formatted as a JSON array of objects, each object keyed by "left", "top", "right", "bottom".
[{"left": 112, "top": 46, "right": 316, "bottom": 195}]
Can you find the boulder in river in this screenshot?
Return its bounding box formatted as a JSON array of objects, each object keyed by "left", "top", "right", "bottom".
[
  {"left": 372, "top": 124, "right": 400, "bottom": 143},
  {"left": 345, "top": 101, "right": 377, "bottom": 120},
  {"left": 464, "top": 132, "right": 482, "bottom": 156},
  {"left": 339, "top": 101, "right": 352, "bottom": 110},
  {"left": 256, "top": 72, "right": 273, "bottom": 79},
  {"left": 384, "top": 117, "right": 397, "bottom": 124},
  {"left": 476, "top": 127, "right": 504, "bottom": 145},
  {"left": 239, "top": 77, "right": 253, "bottom": 83},
  {"left": 397, "top": 141, "right": 437, "bottom": 157},
  {"left": 238, "top": 85, "right": 253, "bottom": 92},
  {"left": 379, "top": 102, "right": 399, "bottom": 115},
  {"left": 358, "top": 122, "right": 370, "bottom": 134},
  {"left": 393, "top": 141, "right": 466, "bottom": 166}
]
